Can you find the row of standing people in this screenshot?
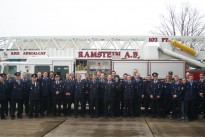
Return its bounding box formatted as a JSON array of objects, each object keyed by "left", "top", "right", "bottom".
[{"left": 0, "top": 70, "right": 204, "bottom": 122}]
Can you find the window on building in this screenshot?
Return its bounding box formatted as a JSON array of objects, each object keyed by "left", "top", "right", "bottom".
[
  {"left": 54, "top": 66, "right": 69, "bottom": 80},
  {"left": 3, "top": 65, "right": 17, "bottom": 77},
  {"left": 34, "top": 66, "right": 50, "bottom": 74},
  {"left": 75, "top": 60, "right": 87, "bottom": 71}
]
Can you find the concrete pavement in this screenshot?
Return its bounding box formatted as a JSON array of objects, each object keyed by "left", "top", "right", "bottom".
[{"left": 0, "top": 116, "right": 204, "bottom": 137}]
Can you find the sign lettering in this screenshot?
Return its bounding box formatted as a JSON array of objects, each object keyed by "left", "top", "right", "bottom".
[{"left": 78, "top": 51, "right": 138, "bottom": 59}]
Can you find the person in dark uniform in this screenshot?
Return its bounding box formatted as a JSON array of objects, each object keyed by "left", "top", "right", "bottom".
[
  {"left": 143, "top": 75, "right": 151, "bottom": 116},
  {"left": 198, "top": 73, "right": 205, "bottom": 118},
  {"left": 184, "top": 74, "right": 198, "bottom": 122},
  {"left": 29, "top": 74, "right": 40, "bottom": 118},
  {"left": 4, "top": 73, "right": 13, "bottom": 116},
  {"left": 51, "top": 74, "right": 63, "bottom": 116},
  {"left": 98, "top": 72, "right": 106, "bottom": 116},
  {"left": 70, "top": 72, "right": 76, "bottom": 113},
  {"left": 133, "top": 73, "right": 144, "bottom": 117},
  {"left": 40, "top": 72, "right": 51, "bottom": 116},
  {"left": 180, "top": 77, "right": 188, "bottom": 120},
  {"left": 171, "top": 75, "right": 183, "bottom": 119},
  {"left": 104, "top": 75, "right": 115, "bottom": 118},
  {"left": 0, "top": 74, "right": 7, "bottom": 119},
  {"left": 120, "top": 73, "right": 128, "bottom": 116},
  {"left": 11, "top": 72, "right": 23, "bottom": 119},
  {"left": 63, "top": 73, "right": 74, "bottom": 117},
  {"left": 74, "top": 74, "right": 86, "bottom": 118},
  {"left": 114, "top": 75, "right": 123, "bottom": 117},
  {"left": 149, "top": 72, "right": 163, "bottom": 118},
  {"left": 84, "top": 73, "right": 90, "bottom": 115},
  {"left": 89, "top": 75, "right": 100, "bottom": 118},
  {"left": 21, "top": 72, "right": 31, "bottom": 116},
  {"left": 123, "top": 75, "right": 135, "bottom": 117},
  {"left": 162, "top": 75, "right": 172, "bottom": 117}
]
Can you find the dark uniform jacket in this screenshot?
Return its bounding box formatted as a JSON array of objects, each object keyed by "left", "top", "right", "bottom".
[
  {"left": 163, "top": 82, "right": 172, "bottom": 95},
  {"left": 124, "top": 81, "right": 135, "bottom": 99},
  {"left": 21, "top": 78, "right": 31, "bottom": 98},
  {"left": 114, "top": 80, "right": 123, "bottom": 98},
  {"left": 84, "top": 78, "right": 91, "bottom": 95},
  {"left": 89, "top": 80, "right": 100, "bottom": 99},
  {"left": 11, "top": 80, "right": 23, "bottom": 100},
  {"left": 51, "top": 81, "right": 63, "bottom": 100},
  {"left": 144, "top": 80, "right": 151, "bottom": 97},
  {"left": 198, "top": 79, "right": 205, "bottom": 98},
  {"left": 104, "top": 81, "right": 115, "bottom": 100},
  {"left": 40, "top": 77, "right": 51, "bottom": 97},
  {"left": 0, "top": 81, "right": 7, "bottom": 101},
  {"left": 63, "top": 79, "right": 74, "bottom": 99},
  {"left": 29, "top": 82, "right": 40, "bottom": 100},
  {"left": 74, "top": 80, "right": 85, "bottom": 99},
  {"left": 5, "top": 78, "right": 12, "bottom": 99},
  {"left": 149, "top": 80, "right": 163, "bottom": 100},
  {"left": 171, "top": 82, "right": 183, "bottom": 100},
  {"left": 184, "top": 81, "right": 198, "bottom": 101},
  {"left": 133, "top": 79, "right": 144, "bottom": 96},
  {"left": 99, "top": 78, "right": 107, "bottom": 97}
]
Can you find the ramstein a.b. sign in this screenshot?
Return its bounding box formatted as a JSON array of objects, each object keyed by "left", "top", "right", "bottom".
[{"left": 78, "top": 51, "right": 138, "bottom": 59}]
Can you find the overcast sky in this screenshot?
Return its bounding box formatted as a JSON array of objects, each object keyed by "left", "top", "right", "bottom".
[{"left": 0, "top": 0, "right": 204, "bottom": 36}]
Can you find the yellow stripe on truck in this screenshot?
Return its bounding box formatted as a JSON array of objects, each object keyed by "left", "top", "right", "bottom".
[{"left": 171, "top": 40, "right": 198, "bottom": 56}]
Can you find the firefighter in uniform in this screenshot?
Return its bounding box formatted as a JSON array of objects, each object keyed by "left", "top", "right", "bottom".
[
  {"left": 198, "top": 73, "right": 205, "bottom": 118},
  {"left": 63, "top": 73, "right": 74, "bottom": 117},
  {"left": 123, "top": 75, "right": 135, "bottom": 117},
  {"left": 120, "top": 73, "right": 128, "bottom": 116},
  {"left": 0, "top": 74, "right": 7, "bottom": 119},
  {"left": 184, "top": 74, "right": 198, "bottom": 122},
  {"left": 98, "top": 73, "right": 106, "bottom": 116},
  {"left": 89, "top": 75, "right": 100, "bottom": 118},
  {"left": 104, "top": 75, "right": 115, "bottom": 118},
  {"left": 21, "top": 72, "right": 31, "bottom": 116},
  {"left": 143, "top": 75, "right": 151, "bottom": 116},
  {"left": 4, "top": 73, "right": 12, "bottom": 116},
  {"left": 84, "top": 73, "right": 90, "bottom": 114},
  {"left": 171, "top": 75, "right": 183, "bottom": 119},
  {"left": 40, "top": 72, "right": 51, "bottom": 116},
  {"left": 11, "top": 72, "right": 23, "bottom": 119},
  {"left": 149, "top": 72, "right": 163, "bottom": 118},
  {"left": 162, "top": 75, "right": 172, "bottom": 117},
  {"left": 114, "top": 75, "right": 123, "bottom": 117},
  {"left": 74, "top": 74, "right": 86, "bottom": 118},
  {"left": 29, "top": 74, "right": 40, "bottom": 118},
  {"left": 133, "top": 73, "right": 144, "bottom": 116},
  {"left": 51, "top": 74, "right": 63, "bottom": 116}
]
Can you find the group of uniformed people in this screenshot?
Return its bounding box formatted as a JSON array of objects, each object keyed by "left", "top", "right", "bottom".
[{"left": 0, "top": 69, "right": 204, "bottom": 122}]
